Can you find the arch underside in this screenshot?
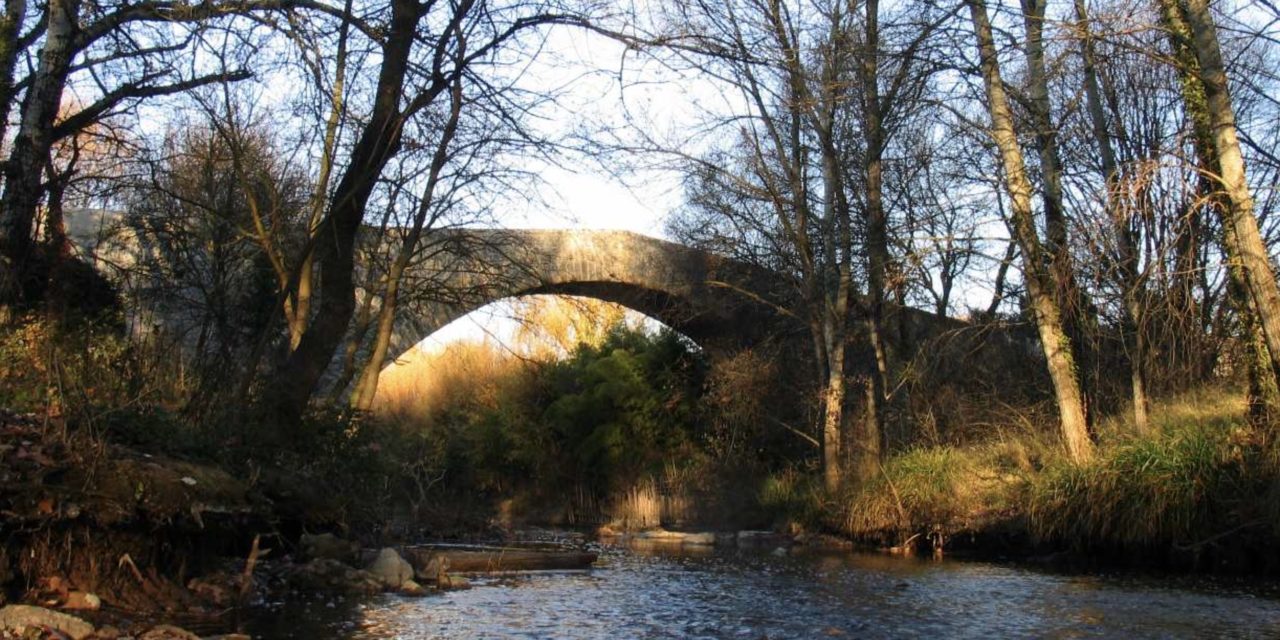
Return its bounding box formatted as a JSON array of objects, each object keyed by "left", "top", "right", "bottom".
[
  {"left": 377, "top": 228, "right": 807, "bottom": 368},
  {"left": 394, "top": 280, "right": 753, "bottom": 358}
]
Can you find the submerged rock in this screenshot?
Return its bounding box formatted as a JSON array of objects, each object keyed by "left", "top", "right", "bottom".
[{"left": 0, "top": 604, "right": 95, "bottom": 640}]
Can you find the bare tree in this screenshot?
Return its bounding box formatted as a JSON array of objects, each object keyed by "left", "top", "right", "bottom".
[
  {"left": 265, "top": 0, "right": 597, "bottom": 425},
  {"left": 964, "top": 0, "right": 1093, "bottom": 462}
]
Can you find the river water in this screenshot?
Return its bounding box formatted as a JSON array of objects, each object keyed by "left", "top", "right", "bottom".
[{"left": 248, "top": 540, "right": 1280, "bottom": 639}]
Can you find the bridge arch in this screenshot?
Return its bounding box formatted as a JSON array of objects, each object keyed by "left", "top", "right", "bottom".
[{"left": 377, "top": 229, "right": 797, "bottom": 363}]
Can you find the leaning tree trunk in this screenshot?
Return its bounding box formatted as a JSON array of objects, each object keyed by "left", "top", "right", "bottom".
[
  {"left": 1157, "top": 0, "right": 1280, "bottom": 423},
  {"left": 0, "top": 0, "right": 79, "bottom": 313},
  {"left": 1022, "top": 0, "right": 1100, "bottom": 423},
  {"left": 1172, "top": 0, "right": 1280, "bottom": 392},
  {"left": 967, "top": 0, "right": 1093, "bottom": 462},
  {"left": 350, "top": 70, "right": 462, "bottom": 412},
  {"left": 265, "top": 0, "right": 420, "bottom": 426}
]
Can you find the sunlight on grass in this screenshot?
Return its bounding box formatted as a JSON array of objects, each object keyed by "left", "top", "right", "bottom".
[{"left": 843, "top": 386, "right": 1274, "bottom": 552}]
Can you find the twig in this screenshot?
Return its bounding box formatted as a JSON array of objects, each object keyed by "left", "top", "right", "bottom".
[
  {"left": 118, "top": 553, "right": 145, "bottom": 584},
  {"left": 1173, "top": 520, "right": 1264, "bottom": 551},
  {"left": 239, "top": 534, "right": 263, "bottom": 603}
]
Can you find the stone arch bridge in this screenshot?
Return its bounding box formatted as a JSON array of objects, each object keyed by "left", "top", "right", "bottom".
[
  {"left": 63, "top": 211, "right": 966, "bottom": 382},
  {"left": 378, "top": 228, "right": 803, "bottom": 363}
]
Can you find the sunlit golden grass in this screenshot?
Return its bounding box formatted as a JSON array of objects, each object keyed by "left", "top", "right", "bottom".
[
  {"left": 609, "top": 481, "right": 664, "bottom": 530},
  {"left": 842, "top": 446, "right": 1010, "bottom": 540},
  {"left": 373, "top": 340, "right": 530, "bottom": 422},
  {"left": 843, "top": 385, "right": 1272, "bottom": 552}
]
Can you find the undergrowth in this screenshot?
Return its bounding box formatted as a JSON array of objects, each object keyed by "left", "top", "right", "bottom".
[{"left": 841, "top": 386, "right": 1280, "bottom": 564}]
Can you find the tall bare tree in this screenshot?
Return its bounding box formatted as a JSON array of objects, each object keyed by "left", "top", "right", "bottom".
[
  {"left": 266, "top": 0, "right": 594, "bottom": 425},
  {"left": 965, "top": 0, "right": 1093, "bottom": 461}
]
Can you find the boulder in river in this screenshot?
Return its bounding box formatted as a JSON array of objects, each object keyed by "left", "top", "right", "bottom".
[
  {"left": 0, "top": 604, "right": 95, "bottom": 640},
  {"left": 366, "top": 548, "right": 414, "bottom": 590}
]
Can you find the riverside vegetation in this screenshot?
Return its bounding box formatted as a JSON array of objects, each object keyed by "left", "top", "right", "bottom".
[
  {"left": 6, "top": 295, "right": 1279, "bottom": 626},
  {"left": 3, "top": 0, "right": 1280, "bottom": 633}
]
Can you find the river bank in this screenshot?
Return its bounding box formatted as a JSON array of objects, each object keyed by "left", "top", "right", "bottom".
[{"left": 6, "top": 390, "right": 1280, "bottom": 638}]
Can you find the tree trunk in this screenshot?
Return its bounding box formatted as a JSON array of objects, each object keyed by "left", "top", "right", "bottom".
[
  {"left": 821, "top": 316, "right": 846, "bottom": 494},
  {"left": 986, "top": 239, "right": 1017, "bottom": 317},
  {"left": 1176, "top": 0, "right": 1280, "bottom": 392},
  {"left": 351, "top": 68, "right": 462, "bottom": 412},
  {"left": 265, "top": 0, "right": 420, "bottom": 425},
  {"left": 967, "top": 0, "right": 1093, "bottom": 462},
  {"left": 857, "top": 0, "right": 888, "bottom": 482},
  {"left": 1158, "top": 0, "right": 1280, "bottom": 422},
  {"left": 0, "top": 0, "right": 26, "bottom": 147},
  {"left": 1022, "top": 0, "right": 1098, "bottom": 424},
  {"left": 0, "top": 0, "right": 79, "bottom": 311},
  {"left": 290, "top": 0, "right": 352, "bottom": 352},
  {"left": 1075, "top": 0, "right": 1149, "bottom": 432}
]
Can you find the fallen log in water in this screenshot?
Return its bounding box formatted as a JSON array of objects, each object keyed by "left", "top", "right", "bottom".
[{"left": 403, "top": 546, "right": 598, "bottom": 577}]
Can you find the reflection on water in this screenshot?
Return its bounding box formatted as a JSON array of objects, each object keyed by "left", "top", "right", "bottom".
[{"left": 248, "top": 541, "right": 1280, "bottom": 639}]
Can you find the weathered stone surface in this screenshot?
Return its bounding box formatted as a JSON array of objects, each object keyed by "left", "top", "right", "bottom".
[
  {"left": 286, "top": 558, "right": 382, "bottom": 595},
  {"left": 388, "top": 229, "right": 793, "bottom": 358},
  {"left": 0, "top": 605, "right": 95, "bottom": 640},
  {"left": 399, "top": 579, "right": 428, "bottom": 597},
  {"left": 299, "top": 533, "right": 359, "bottom": 565},
  {"left": 634, "top": 529, "right": 717, "bottom": 545},
  {"left": 365, "top": 548, "right": 414, "bottom": 590},
  {"left": 61, "top": 592, "right": 100, "bottom": 611},
  {"left": 139, "top": 624, "right": 201, "bottom": 640}
]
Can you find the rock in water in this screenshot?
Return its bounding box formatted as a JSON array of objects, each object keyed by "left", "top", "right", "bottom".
[
  {"left": 0, "top": 604, "right": 95, "bottom": 640},
  {"left": 400, "top": 579, "right": 428, "bottom": 597},
  {"left": 287, "top": 558, "right": 383, "bottom": 595},
  {"left": 366, "top": 548, "right": 414, "bottom": 590},
  {"left": 299, "top": 533, "right": 359, "bottom": 565}
]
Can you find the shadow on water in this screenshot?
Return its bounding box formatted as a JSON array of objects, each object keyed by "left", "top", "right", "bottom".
[{"left": 243, "top": 540, "right": 1280, "bottom": 639}]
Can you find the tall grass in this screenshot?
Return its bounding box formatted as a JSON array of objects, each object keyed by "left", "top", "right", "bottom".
[
  {"left": 841, "top": 385, "right": 1279, "bottom": 559},
  {"left": 1027, "top": 420, "right": 1264, "bottom": 549},
  {"left": 842, "top": 446, "right": 1008, "bottom": 542}
]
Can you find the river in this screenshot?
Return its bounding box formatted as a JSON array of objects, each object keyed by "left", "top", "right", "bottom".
[{"left": 246, "top": 540, "right": 1280, "bottom": 638}]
